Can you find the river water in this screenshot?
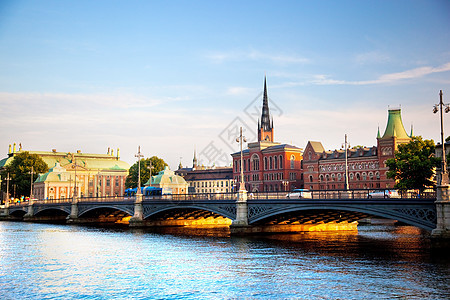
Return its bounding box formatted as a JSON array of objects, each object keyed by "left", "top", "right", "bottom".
[{"left": 0, "top": 222, "right": 449, "bottom": 299}]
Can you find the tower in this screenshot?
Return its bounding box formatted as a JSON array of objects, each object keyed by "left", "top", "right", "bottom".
[
  {"left": 258, "top": 76, "right": 274, "bottom": 142},
  {"left": 193, "top": 149, "right": 198, "bottom": 169}
]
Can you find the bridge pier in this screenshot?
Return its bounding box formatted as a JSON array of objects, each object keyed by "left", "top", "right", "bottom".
[
  {"left": 129, "top": 193, "right": 144, "bottom": 227},
  {"left": 432, "top": 185, "right": 450, "bottom": 241},
  {"left": 66, "top": 198, "right": 79, "bottom": 223},
  {"left": 230, "top": 189, "right": 251, "bottom": 234},
  {"left": 23, "top": 202, "right": 34, "bottom": 220}
]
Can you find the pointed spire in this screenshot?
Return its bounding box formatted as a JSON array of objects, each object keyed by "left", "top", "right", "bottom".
[
  {"left": 410, "top": 124, "right": 414, "bottom": 137},
  {"left": 377, "top": 126, "right": 381, "bottom": 139},
  {"left": 261, "top": 76, "right": 271, "bottom": 131},
  {"left": 193, "top": 148, "right": 198, "bottom": 168}
]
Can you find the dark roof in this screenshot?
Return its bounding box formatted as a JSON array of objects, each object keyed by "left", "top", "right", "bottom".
[
  {"left": 182, "top": 167, "right": 233, "bottom": 181},
  {"left": 262, "top": 144, "right": 302, "bottom": 152},
  {"left": 319, "top": 147, "right": 377, "bottom": 161}
]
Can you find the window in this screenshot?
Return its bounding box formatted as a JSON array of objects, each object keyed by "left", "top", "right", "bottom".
[
  {"left": 264, "top": 157, "right": 268, "bottom": 170},
  {"left": 309, "top": 175, "right": 313, "bottom": 182},
  {"left": 251, "top": 154, "right": 260, "bottom": 171},
  {"left": 274, "top": 156, "right": 278, "bottom": 169},
  {"left": 279, "top": 155, "right": 283, "bottom": 169},
  {"left": 290, "top": 155, "right": 295, "bottom": 169},
  {"left": 106, "top": 179, "right": 110, "bottom": 187},
  {"left": 269, "top": 157, "right": 273, "bottom": 169}
]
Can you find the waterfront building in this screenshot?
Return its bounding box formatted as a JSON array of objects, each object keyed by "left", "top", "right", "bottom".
[
  {"left": 302, "top": 108, "right": 412, "bottom": 190},
  {"left": 0, "top": 146, "right": 130, "bottom": 199},
  {"left": 146, "top": 166, "right": 188, "bottom": 194},
  {"left": 231, "top": 78, "right": 304, "bottom": 192}
]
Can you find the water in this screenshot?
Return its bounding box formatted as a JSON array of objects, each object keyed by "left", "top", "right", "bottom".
[{"left": 0, "top": 222, "right": 449, "bottom": 299}]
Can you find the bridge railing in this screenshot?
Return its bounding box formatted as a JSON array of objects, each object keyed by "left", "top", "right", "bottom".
[
  {"left": 143, "top": 192, "right": 238, "bottom": 202},
  {"left": 5, "top": 189, "right": 436, "bottom": 206}
]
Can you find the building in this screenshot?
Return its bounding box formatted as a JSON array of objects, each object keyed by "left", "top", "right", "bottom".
[
  {"left": 231, "top": 77, "right": 304, "bottom": 192},
  {"left": 0, "top": 146, "right": 130, "bottom": 199},
  {"left": 146, "top": 166, "right": 189, "bottom": 194},
  {"left": 176, "top": 150, "right": 234, "bottom": 194},
  {"left": 302, "top": 108, "right": 412, "bottom": 190}
]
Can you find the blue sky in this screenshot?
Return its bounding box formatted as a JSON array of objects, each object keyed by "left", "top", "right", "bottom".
[{"left": 1, "top": 0, "right": 449, "bottom": 169}]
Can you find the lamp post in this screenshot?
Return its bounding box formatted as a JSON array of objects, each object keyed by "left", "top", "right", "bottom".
[
  {"left": 433, "top": 90, "right": 450, "bottom": 185},
  {"left": 135, "top": 146, "right": 144, "bottom": 195},
  {"left": 236, "top": 127, "right": 247, "bottom": 192},
  {"left": 343, "top": 134, "right": 350, "bottom": 190},
  {"left": 147, "top": 161, "right": 154, "bottom": 187},
  {"left": 282, "top": 180, "right": 289, "bottom": 192},
  {"left": 5, "top": 173, "right": 11, "bottom": 207},
  {"left": 29, "top": 166, "right": 34, "bottom": 203}
]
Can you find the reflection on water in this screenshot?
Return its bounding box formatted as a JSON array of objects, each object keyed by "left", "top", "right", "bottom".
[{"left": 0, "top": 222, "right": 449, "bottom": 299}]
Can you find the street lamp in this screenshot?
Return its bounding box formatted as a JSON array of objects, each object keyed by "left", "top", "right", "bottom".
[
  {"left": 235, "top": 127, "right": 247, "bottom": 191},
  {"left": 5, "top": 173, "right": 11, "bottom": 207},
  {"left": 433, "top": 90, "right": 450, "bottom": 185},
  {"left": 343, "top": 134, "right": 350, "bottom": 190},
  {"left": 135, "top": 146, "right": 144, "bottom": 195},
  {"left": 147, "top": 161, "right": 154, "bottom": 186},
  {"left": 29, "top": 166, "right": 34, "bottom": 202},
  {"left": 282, "top": 180, "right": 289, "bottom": 191}
]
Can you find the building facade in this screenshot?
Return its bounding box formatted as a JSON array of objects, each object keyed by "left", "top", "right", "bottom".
[
  {"left": 302, "top": 108, "right": 412, "bottom": 190},
  {"left": 146, "top": 166, "right": 189, "bottom": 194},
  {"left": 1, "top": 146, "right": 129, "bottom": 199},
  {"left": 231, "top": 77, "right": 304, "bottom": 192},
  {"left": 176, "top": 151, "right": 234, "bottom": 194}
]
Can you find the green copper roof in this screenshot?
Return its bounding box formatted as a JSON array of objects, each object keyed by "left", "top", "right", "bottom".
[{"left": 380, "top": 109, "right": 410, "bottom": 140}]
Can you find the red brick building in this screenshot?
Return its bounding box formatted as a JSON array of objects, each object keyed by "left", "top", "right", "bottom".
[
  {"left": 231, "top": 78, "right": 303, "bottom": 192},
  {"left": 303, "top": 108, "right": 411, "bottom": 190}
]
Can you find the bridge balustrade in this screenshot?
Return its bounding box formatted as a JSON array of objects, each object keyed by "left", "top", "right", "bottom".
[{"left": 4, "top": 189, "right": 436, "bottom": 206}]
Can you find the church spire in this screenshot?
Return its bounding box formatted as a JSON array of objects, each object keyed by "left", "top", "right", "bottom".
[
  {"left": 193, "top": 148, "right": 198, "bottom": 169},
  {"left": 258, "top": 76, "right": 274, "bottom": 142},
  {"left": 261, "top": 76, "right": 271, "bottom": 131}
]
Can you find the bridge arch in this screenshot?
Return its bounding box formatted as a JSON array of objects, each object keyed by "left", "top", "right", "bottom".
[
  {"left": 249, "top": 204, "right": 436, "bottom": 232},
  {"left": 143, "top": 204, "right": 236, "bottom": 221}
]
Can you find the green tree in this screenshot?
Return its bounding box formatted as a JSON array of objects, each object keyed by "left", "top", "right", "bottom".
[
  {"left": 386, "top": 136, "right": 439, "bottom": 192},
  {"left": 125, "top": 156, "right": 168, "bottom": 189},
  {"left": 1, "top": 152, "right": 49, "bottom": 198}
]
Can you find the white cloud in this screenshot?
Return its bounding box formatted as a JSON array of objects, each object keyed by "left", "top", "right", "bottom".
[{"left": 281, "top": 62, "right": 450, "bottom": 87}]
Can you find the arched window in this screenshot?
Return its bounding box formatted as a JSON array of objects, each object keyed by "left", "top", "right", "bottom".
[
  {"left": 309, "top": 175, "right": 313, "bottom": 182},
  {"left": 279, "top": 155, "right": 283, "bottom": 169},
  {"left": 264, "top": 157, "right": 268, "bottom": 170},
  {"left": 274, "top": 156, "right": 278, "bottom": 169},
  {"left": 251, "top": 154, "right": 260, "bottom": 171},
  {"left": 290, "top": 155, "right": 295, "bottom": 169},
  {"left": 269, "top": 157, "right": 273, "bottom": 169}
]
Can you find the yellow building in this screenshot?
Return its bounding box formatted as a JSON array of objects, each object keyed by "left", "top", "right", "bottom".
[{"left": 1, "top": 146, "right": 130, "bottom": 199}]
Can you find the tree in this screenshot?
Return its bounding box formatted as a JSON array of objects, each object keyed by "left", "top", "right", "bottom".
[
  {"left": 386, "top": 136, "right": 440, "bottom": 192},
  {"left": 1, "top": 152, "right": 49, "bottom": 198},
  {"left": 125, "top": 156, "right": 168, "bottom": 188}
]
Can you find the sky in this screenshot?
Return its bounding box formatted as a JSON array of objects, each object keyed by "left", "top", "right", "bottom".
[{"left": 0, "top": 0, "right": 449, "bottom": 170}]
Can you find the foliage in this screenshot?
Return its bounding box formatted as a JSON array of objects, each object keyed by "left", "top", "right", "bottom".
[
  {"left": 125, "top": 156, "right": 168, "bottom": 188},
  {"left": 386, "top": 136, "right": 439, "bottom": 192},
  {"left": 1, "top": 152, "right": 49, "bottom": 198}
]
